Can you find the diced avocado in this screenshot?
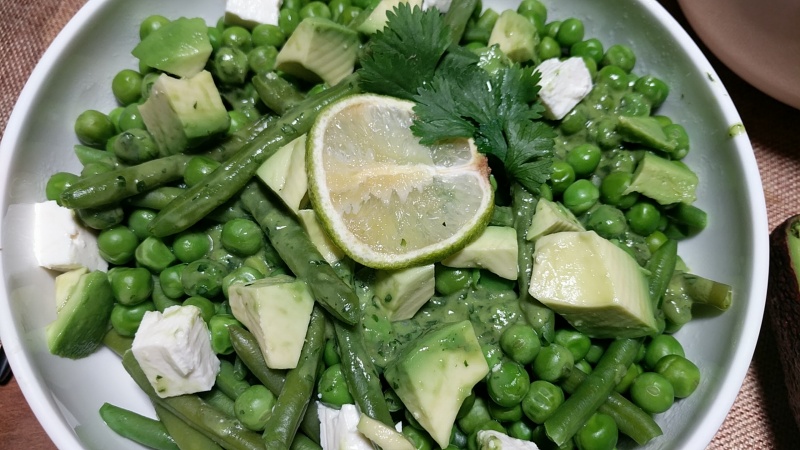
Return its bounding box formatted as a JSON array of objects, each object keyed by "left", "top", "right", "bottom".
[
  {"left": 357, "top": 414, "right": 416, "bottom": 450},
  {"left": 528, "top": 231, "right": 658, "bottom": 338},
  {"left": 441, "top": 226, "right": 518, "bottom": 280},
  {"left": 54, "top": 266, "right": 88, "bottom": 314},
  {"left": 476, "top": 44, "right": 512, "bottom": 75},
  {"left": 46, "top": 270, "right": 115, "bottom": 359},
  {"left": 526, "top": 198, "right": 585, "bottom": 241},
  {"left": 623, "top": 152, "right": 699, "bottom": 205},
  {"left": 488, "top": 10, "right": 538, "bottom": 63},
  {"left": 374, "top": 264, "right": 435, "bottom": 321},
  {"left": 275, "top": 18, "right": 359, "bottom": 86},
  {"left": 256, "top": 134, "right": 308, "bottom": 212},
  {"left": 384, "top": 320, "right": 489, "bottom": 448},
  {"left": 296, "top": 209, "right": 345, "bottom": 264},
  {"left": 355, "top": 0, "right": 423, "bottom": 35},
  {"left": 617, "top": 115, "right": 675, "bottom": 153},
  {"left": 228, "top": 274, "right": 315, "bottom": 369},
  {"left": 139, "top": 71, "right": 230, "bottom": 156},
  {"left": 131, "top": 17, "right": 212, "bottom": 78}
]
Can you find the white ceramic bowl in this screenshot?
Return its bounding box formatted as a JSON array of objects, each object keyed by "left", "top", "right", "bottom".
[{"left": 0, "top": 0, "right": 769, "bottom": 448}]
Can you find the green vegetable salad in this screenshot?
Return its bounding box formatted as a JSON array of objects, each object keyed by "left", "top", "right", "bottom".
[{"left": 44, "top": 0, "right": 734, "bottom": 449}]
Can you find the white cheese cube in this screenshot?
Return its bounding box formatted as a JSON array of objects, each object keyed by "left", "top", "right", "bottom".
[
  {"left": 478, "top": 430, "right": 541, "bottom": 449},
  {"left": 131, "top": 305, "right": 220, "bottom": 398},
  {"left": 33, "top": 201, "right": 108, "bottom": 272},
  {"left": 536, "top": 57, "right": 593, "bottom": 120},
  {"left": 318, "top": 403, "right": 374, "bottom": 450},
  {"left": 422, "top": 0, "right": 453, "bottom": 13},
  {"left": 225, "top": 0, "right": 282, "bottom": 28}
]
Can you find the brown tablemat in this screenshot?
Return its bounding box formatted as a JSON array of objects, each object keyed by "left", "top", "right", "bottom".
[{"left": 1, "top": 0, "right": 799, "bottom": 448}]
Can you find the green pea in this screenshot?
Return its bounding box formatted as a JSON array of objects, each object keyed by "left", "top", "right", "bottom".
[
  {"left": 323, "top": 338, "right": 340, "bottom": 367},
  {"left": 279, "top": 8, "right": 301, "bottom": 35},
  {"left": 477, "top": 270, "right": 515, "bottom": 291},
  {"left": 595, "top": 65, "right": 629, "bottom": 91},
  {"left": 140, "top": 72, "right": 160, "bottom": 101},
  {"left": 228, "top": 110, "right": 252, "bottom": 135},
  {"left": 458, "top": 397, "right": 492, "bottom": 435},
  {"left": 108, "top": 267, "right": 154, "bottom": 306},
  {"left": 159, "top": 264, "right": 188, "bottom": 299},
  {"left": 207, "top": 26, "right": 223, "bottom": 51},
  {"left": 118, "top": 103, "right": 145, "bottom": 131},
  {"left": 221, "top": 218, "right": 264, "bottom": 257},
  {"left": 522, "top": 380, "right": 564, "bottom": 424},
  {"left": 214, "top": 46, "right": 249, "bottom": 85},
  {"left": 536, "top": 36, "right": 561, "bottom": 61},
  {"left": 560, "top": 107, "right": 588, "bottom": 135},
  {"left": 626, "top": 201, "right": 662, "bottom": 236},
  {"left": 566, "top": 143, "right": 601, "bottom": 177},
  {"left": 555, "top": 18, "right": 584, "bottom": 48},
  {"left": 337, "top": 5, "right": 362, "bottom": 26},
  {"left": 318, "top": 363, "right": 354, "bottom": 406},
  {"left": 517, "top": 0, "right": 546, "bottom": 26},
  {"left": 599, "top": 171, "right": 639, "bottom": 209},
  {"left": 209, "top": 313, "right": 241, "bottom": 355},
  {"left": 487, "top": 360, "right": 530, "bottom": 407},
  {"left": 543, "top": 20, "right": 561, "bottom": 39},
  {"left": 602, "top": 44, "right": 636, "bottom": 73},
  {"left": 172, "top": 231, "right": 212, "bottom": 263},
  {"left": 467, "top": 421, "right": 505, "bottom": 450},
  {"left": 630, "top": 372, "right": 675, "bottom": 414},
  {"left": 664, "top": 123, "right": 690, "bottom": 159},
  {"left": 222, "top": 26, "right": 253, "bottom": 52},
  {"left": 570, "top": 38, "right": 604, "bottom": 64},
  {"left": 74, "top": 110, "right": 115, "bottom": 147},
  {"left": 113, "top": 128, "right": 158, "bottom": 164},
  {"left": 111, "top": 69, "right": 143, "bottom": 106},
  {"left": 182, "top": 258, "right": 230, "bottom": 298},
  {"left": 488, "top": 401, "right": 523, "bottom": 423},
  {"left": 533, "top": 343, "right": 574, "bottom": 382},
  {"left": 435, "top": 266, "right": 475, "bottom": 295},
  {"left": 549, "top": 160, "right": 576, "bottom": 195},
  {"left": 77, "top": 205, "right": 125, "bottom": 230},
  {"left": 614, "top": 362, "right": 643, "bottom": 394},
  {"left": 403, "top": 426, "right": 434, "bottom": 450},
  {"left": 300, "top": 1, "right": 332, "bottom": 19},
  {"left": 553, "top": 329, "right": 591, "bottom": 361},
  {"left": 247, "top": 45, "right": 278, "bottom": 74},
  {"left": 98, "top": 225, "right": 139, "bottom": 265},
  {"left": 234, "top": 385, "right": 276, "bottom": 431},
  {"left": 654, "top": 354, "right": 700, "bottom": 398},
  {"left": 585, "top": 205, "right": 627, "bottom": 239},
  {"left": 507, "top": 420, "right": 534, "bottom": 441},
  {"left": 644, "top": 334, "right": 685, "bottom": 369},
  {"left": 108, "top": 106, "right": 124, "bottom": 133},
  {"left": 111, "top": 301, "right": 155, "bottom": 337},
  {"left": 139, "top": 15, "right": 169, "bottom": 40},
  {"left": 327, "top": 0, "right": 350, "bottom": 21},
  {"left": 618, "top": 92, "right": 651, "bottom": 117},
  {"left": 222, "top": 266, "right": 263, "bottom": 298},
  {"left": 252, "top": 24, "right": 286, "bottom": 47},
  {"left": 127, "top": 209, "right": 157, "bottom": 240},
  {"left": 585, "top": 344, "right": 604, "bottom": 364},
  {"left": 282, "top": 0, "right": 303, "bottom": 10},
  {"left": 184, "top": 156, "right": 221, "bottom": 188},
  {"left": 633, "top": 75, "right": 669, "bottom": 108},
  {"left": 183, "top": 296, "right": 216, "bottom": 323},
  {"left": 562, "top": 179, "right": 599, "bottom": 215},
  {"left": 575, "top": 412, "right": 618, "bottom": 450},
  {"left": 46, "top": 172, "right": 80, "bottom": 204},
  {"left": 500, "top": 323, "right": 540, "bottom": 365}
]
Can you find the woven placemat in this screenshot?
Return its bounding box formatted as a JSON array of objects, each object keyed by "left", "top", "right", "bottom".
[{"left": 1, "top": 0, "right": 798, "bottom": 448}]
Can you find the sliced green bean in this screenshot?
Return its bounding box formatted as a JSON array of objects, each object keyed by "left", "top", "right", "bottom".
[
  {"left": 443, "top": 0, "right": 479, "bottom": 46},
  {"left": 155, "top": 404, "right": 224, "bottom": 450},
  {"left": 291, "top": 433, "right": 323, "bottom": 450},
  {"left": 75, "top": 144, "right": 121, "bottom": 168},
  {"left": 263, "top": 306, "right": 326, "bottom": 450},
  {"left": 252, "top": 72, "right": 307, "bottom": 115},
  {"left": 217, "top": 359, "right": 252, "bottom": 400},
  {"left": 646, "top": 239, "right": 677, "bottom": 306},
  {"left": 99, "top": 402, "right": 179, "bottom": 450},
  {"left": 103, "top": 329, "right": 133, "bottom": 356},
  {"left": 148, "top": 74, "right": 361, "bottom": 237},
  {"left": 239, "top": 182, "right": 359, "bottom": 325},
  {"left": 202, "top": 388, "right": 238, "bottom": 419},
  {"left": 490, "top": 205, "right": 514, "bottom": 227}
]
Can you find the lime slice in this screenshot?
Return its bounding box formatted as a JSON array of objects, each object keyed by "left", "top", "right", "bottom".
[{"left": 306, "top": 94, "right": 494, "bottom": 269}]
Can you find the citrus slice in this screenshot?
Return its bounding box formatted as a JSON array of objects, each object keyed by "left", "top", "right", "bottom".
[{"left": 306, "top": 93, "right": 494, "bottom": 269}]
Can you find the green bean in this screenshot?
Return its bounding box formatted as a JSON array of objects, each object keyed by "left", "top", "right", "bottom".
[
  {"left": 252, "top": 72, "right": 307, "bottom": 115},
  {"left": 148, "top": 74, "right": 361, "bottom": 237},
  {"left": 121, "top": 350, "right": 267, "bottom": 450},
  {"left": 544, "top": 338, "right": 641, "bottom": 446},
  {"left": 99, "top": 402, "right": 179, "bottom": 450},
  {"left": 152, "top": 277, "right": 182, "bottom": 312},
  {"left": 102, "top": 329, "right": 133, "bottom": 356},
  {"left": 128, "top": 187, "right": 252, "bottom": 223},
  {"left": 240, "top": 182, "right": 359, "bottom": 325},
  {"left": 75, "top": 144, "right": 121, "bottom": 168},
  {"left": 490, "top": 205, "right": 514, "bottom": 227},
  {"left": 263, "top": 306, "right": 326, "bottom": 450},
  {"left": 667, "top": 202, "right": 707, "bottom": 232},
  {"left": 291, "top": 433, "right": 323, "bottom": 450},
  {"left": 202, "top": 388, "right": 238, "bottom": 418},
  {"left": 204, "top": 114, "right": 276, "bottom": 162},
  {"left": 155, "top": 404, "right": 224, "bottom": 450},
  {"left": 217, "top": 359, "right": 251, "bottom": 400},
  {"left": 646, "top": 238, "right": 677, "bottom": 306},
  {"left": 443, "top": 0, "right": 479, "bottom": 47}
]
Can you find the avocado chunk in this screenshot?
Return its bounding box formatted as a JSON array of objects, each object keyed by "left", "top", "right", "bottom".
[
  {"left": 526, "top": 198, "right": 585, "bottom": 241},
  {"left": 441, "top": 226, "right": 518, "bottom": 280},
  {"left": 256, "top": 134, "right": 308, "bottom": 212},
  {"left": 476, "top": 44, "right": 512, "bottom": 75},
  {"left": 355, "top": 0, "right": 423, "bottom": 35},
  {"left": 275, "top": 18, "right": 359, "bottom": 86},
  {"left": 46, "top": 269, "right": 115, "bottom": 359},
  {"left": 623, "top": 152, "right": 699, "bottom": 205},
  {"left": 139, "top": 71, "right": 230, "bottom": 156},
  {"left": 384, "top": 320, "right": 489, "bottom": 448},
  {"left": 374, "top": 264, "right": 435, "bottom": 321},
  {"left": 296, "top": 209, "right": 345, "bottom": 264},
  {"left": 488, "top": 10, "right": 538, "bottom": 63},
  {"left": 132, "top": 17, "right": 212, "bottom": 78},
  {"left": 357, "top": 414, "right": 416, "bottom": 450},
  {"left": 228, "top": 275, "right": 315, "bottom": 369},
  {"left": 617, "top": 115, "right": 675, "bottom": 153},
  {"left": 528, "top": 231, "right": 658, "bottom": 338}
]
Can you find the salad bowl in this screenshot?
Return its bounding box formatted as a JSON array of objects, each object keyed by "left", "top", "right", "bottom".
[{"left": 0, "top": 0, "right": 768, "bottom": 449}]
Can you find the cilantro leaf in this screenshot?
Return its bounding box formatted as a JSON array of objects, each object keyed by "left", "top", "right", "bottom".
[
  {"left": 504, "top": 120, "right": 555, "bottom": 192},
  {"left": 357, "top": 4, "right": 451, "bottom": 101}
]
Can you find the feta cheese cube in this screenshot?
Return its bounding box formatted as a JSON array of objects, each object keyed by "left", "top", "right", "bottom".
[
  {"left": 33, "top": 201, "right": 107, "bottom": 272},
  {"left": 422, "top": 0, "right": 453, "bottom": 13},
  {"left": 225, "top": 0, "right": 282, "bottom": 28},
  {"left": 131, "top": 305, "right": 220, "bottom": 398},
  {"left": 478, "top": 430, "right": 541, "bottom": 449},
  {"left": 318, "top": 403, "right": 374, "bottom": 450},
  {"left": 536, "top": 57, "right": 593, "bottom": 120}
]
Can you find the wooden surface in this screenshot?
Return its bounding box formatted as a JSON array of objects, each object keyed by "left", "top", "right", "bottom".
[{"left": 1, "top": 0, "right": 800, "bottom": 449}]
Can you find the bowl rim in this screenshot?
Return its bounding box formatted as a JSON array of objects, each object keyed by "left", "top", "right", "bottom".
[{"left": 0, "top": 0, "right": 770, "bottom": 448}]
